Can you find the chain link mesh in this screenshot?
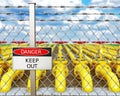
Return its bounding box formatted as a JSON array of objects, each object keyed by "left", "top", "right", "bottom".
[{"left": 0, "top": 5, "right": 120, "bottom": 96}]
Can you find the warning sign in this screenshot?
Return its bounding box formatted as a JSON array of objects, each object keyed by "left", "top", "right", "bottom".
[{"left": 13, "top": 48, "right": 52, "bottom": 70}]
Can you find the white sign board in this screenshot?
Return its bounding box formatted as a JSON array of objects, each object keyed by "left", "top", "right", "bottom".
[{"left": 13, "top": 48, "right": 52, "bottom": 70}]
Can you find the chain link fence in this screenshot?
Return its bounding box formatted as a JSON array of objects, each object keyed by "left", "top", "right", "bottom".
[{"left": 0, "top": 5, "right": 120, "bottom": 96}]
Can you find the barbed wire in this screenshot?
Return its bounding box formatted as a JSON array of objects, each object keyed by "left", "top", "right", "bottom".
[
  {"left": 36, "top": 5, "right": 120, "bottom": 8},
  {"left": 0, "top": 5, "right": 120, "bottom": 8},
  {"left": 0, "top": 12, "right": 120, "bottom": 15},
  {"left": 0, "top": 6, "right": 28, "bottom": 8},
  {"left": 0, "top": 6, "right": 120, "bottom": 21},
  {"left": 0, "top": 19, "right": 120, "bottom": 21}
]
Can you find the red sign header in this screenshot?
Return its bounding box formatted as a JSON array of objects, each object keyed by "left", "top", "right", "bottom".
[{"left": 13, "top": 48, "right": 50, "bottom": 56}]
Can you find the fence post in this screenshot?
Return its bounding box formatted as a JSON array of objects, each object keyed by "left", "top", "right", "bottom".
[{"left": 29, "top": 2, "right": 36, "bottom": 96}]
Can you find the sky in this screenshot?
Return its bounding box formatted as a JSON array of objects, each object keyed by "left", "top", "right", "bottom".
[{"left": 0, "top": 0, "right": 120, "bottom": 43}]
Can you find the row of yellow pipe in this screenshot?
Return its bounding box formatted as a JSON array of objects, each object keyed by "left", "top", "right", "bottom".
[
  {"left": 64, "top": 45, "right": 93, "bottom": 92},
  {"left": 0, "top": 68, "right": 24, "bottom": 92},
  {"left": 52, "top": 45, "right": 68, "bottom": 92},
  {"left": 0, "top": 60, "right": 12, "bottom": 76},
  {"left": 27, "top": 44, "right": 57, "bottom": 92},
  {"left": 110, "top": 60, "right": 120, "bottom": 78},
  {"left": 81, "top": 44, "right": 120, "bottom": 92},
  {"left": 67, "top": 44, "right": 83, "bottom": 61},
  {"left": 27, "top": 70, "right": 46, "bottom": 92},
  {"left": 85, "top": 44, "right": 119, "bottom": 58},
  {"left": 0, "top": 43, "right": 120, "bottom": 93},
  {"left": 0, "top": 45, "right": 25, "bottom": 92},
  {"left": 68, "top": 44, "right": 120, "bottom": 92},
  {"left": 83, "top": 44, "right": 117, "bottom": 60},
  {"left": 95, "top": 61, "right": 120, "bottom": 92},
  {"left": 0, "top": 43, "right": 54, "bottom": 92},
  {"left": 11, "top": 43, "right": 29, "bottom": 47},
  {"left": 87, "top": 46, "right": 120, "bottom": 78},
  {"left": 0, "top": 46, "right": 12, "bottom": 76},
  {"left": 83, "top": 44, "right": 117, "bottom": 59},
  {"left": 82, "top": 45, "right": 98, "bottom": 54},
  {"left": 104, "top": 45, "right": 119, "bottom": 50},
  {"left": 68, "top": 45, "right": 93, "bottom": 92}
]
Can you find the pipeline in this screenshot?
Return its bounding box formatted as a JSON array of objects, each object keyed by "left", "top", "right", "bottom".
[
  {"left": 11, "top": 43, "right": 28, "bottom": 47},
  {"left": 103, "top": 48, "right": 117, "bottom": 56},
  {"left": 0, "top": 58, "right": 12, "bottom": 76},
  {"left": 0, "top": 59, "right": 4, "bottom": 76},
  {"left": 68, "top": 44, "right": 83, "bottom": 60},
  {"left": 74, "top": 61, "right": 93, "bottom": 92},
  {"left": 78, "top": 45, "right": 83, "bottom": 60},
  {"left": 64, "top": 45, "right": 93, "bottom": 92},
  {"left": 0, "top": 68, "right": 24, "bottom": 92},
  {"left": 82, "top": 45, "right": 98, "bottom": 54},
  {"left": 68, "top": 44, "right": 85, "bottom": 62},
  {"left": 84, "top": 44, "right": 116, "bottom": 60},
  {"left": 68, "top": 44, "right": 79, "bottom": 54},
  {"left": 0, "top": 62, "right": 9, "bottom": 76},
  {"left": 110, "top": 52, "right": 120, "bottom": 78},
  {"left": 95, "top": 61, "right": 120, "bottom": 92},
  {"left": 57, "top": 45, "right": 63, "bottom": 58},
  {"left": 83, "top": 49, "right": 96, "bottom": 59},
  {"left": 27, "top": 70, "right": 46, "bottom": 92},
  {"left": 83, "top": 45, "right": 120, "bottom": 92},
  {"left": 64, "top": 45, "right": 76, "bottom": 62},
  {"left": 52, "top": 45, "right": 68, "bottom": 92},
  {"left": 111, "top": 62, "right": 120, "bottom": 78},
  {"left": 52, "top": 63, "right": 68, "bottom": 92},
  {"left": 104, "top": 45, "right": 119, "bottom": 50},
  {"left": 52, "top": 44, "right": 57, "bottom": 52}
]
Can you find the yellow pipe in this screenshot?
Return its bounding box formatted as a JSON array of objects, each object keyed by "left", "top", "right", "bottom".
[
  {"left": 83, "top": 46, "right": 98, "bottom": 54},
  {"left": 0, "top": 59, "right": 4, "bottom": 64},
  {"left": 74, "top": 62, "right": 93, "bottom": 92},
  {"left": 115, "top": 64, "right": 120, "bottom": 78},
  {"left": 0, "top": 48, "right": 1, "bottom": 54},
  {"left": 68, "top": 44, "right": 79, "bottom": 53},
  {"left": 0, "top": 62, "right": 9, "bottom": 76},
  {"left": 102, "top": 52, "right": 116, "bottom": 60},
  {"left": 52, "top": 44, "right": 56, "bottom": 52},
  {"left": 0, "top": 68, "right": 24, "bottom": 92},
  {"left": 0, "top": 68, "right": 2, "bottom": 76},
  {"left": 52, "top": 45, "right": 68, "bottom": 92},
  {"left": 110, "top": 61, "right": 120, "bottom": 78},
  {"left": 65, "top": 44, "right": 93, "bottom": 92},
  {"left": 95, "top": 61, "right": 120, "bottom": 92},
  {"left": 84, "top": 55, "right": 93, "bottom": 63},
  {"left": 98, "top": 45, "right": 103, "bottom": 60},
  {"left": 64, "top": 45, "right": 76, "bottom": 62},
  {"left": 27, "top": 70, "right": 46, "bottom": 92},
  {"left": 68, "top": 44, "right": 83, "bottom": 60},
  {"left": 0, "top": 58, "right": 11, "bottom": 76},
  {"left": 19, "top": 43, "right": 29, "bottom": 47},
  {"left": 103, "top": 49, "right": 117, "bottom": 56},
  {"left": 52, "top": 64, "right": 68, "bottom": 92},
  {"left": 104, "top": 45, "right": 119, "bottom": 50},
  {"left": 83, "top": 49, "right": 96, "bottom": 58},
  {"left": 1, "top": 54, "right": 12, "bottom": 62},
  {"left": 53, "top": 59, "right": 68, "bottom": 65},
  {"left": 78, "top": 45, "right": 83, "bottom": 60},
  {"left": 58, "top": 45, "right": 63, "bottom": 58}
]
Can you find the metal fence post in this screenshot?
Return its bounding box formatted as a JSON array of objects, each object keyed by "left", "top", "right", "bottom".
[{"left": 29, "top": 2, "right": 36, "bottom": 96}]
